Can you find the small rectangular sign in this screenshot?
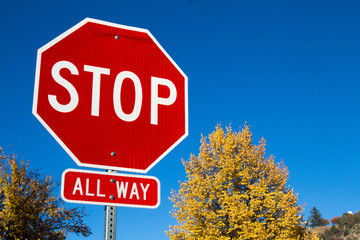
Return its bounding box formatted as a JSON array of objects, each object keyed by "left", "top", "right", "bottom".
[{"left": 61, "top": 169, "right": 160, "bottom": 208}]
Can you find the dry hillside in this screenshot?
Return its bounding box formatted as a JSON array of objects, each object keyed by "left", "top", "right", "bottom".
[{"left": 310, "top": 211, "right": 360, "bottom": 240}]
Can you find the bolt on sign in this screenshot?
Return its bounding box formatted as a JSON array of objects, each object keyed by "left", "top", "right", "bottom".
[
  {"left": 61, "top": 169, "right": 160, "bottom": 208},
  {"left": 33, "top": 18, "right": 188, "bottom": 173}
]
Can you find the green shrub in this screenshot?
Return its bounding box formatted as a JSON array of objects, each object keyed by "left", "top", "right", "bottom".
[
  {"left": 321, "top": 218, "right": 330, "bottom": 226},
  {"left": 330, "top": 225, "right": 340, "bottom": 235},
  {"left": 337, "top": 214, "right": 355, "bottom": 229},
  {"left": 353, "top": 212, "right": 360, "bottom": 224}
]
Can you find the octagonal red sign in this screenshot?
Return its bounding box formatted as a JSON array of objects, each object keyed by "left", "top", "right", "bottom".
[{"left": 33, "top": 18, "right": 188, "bottom": 173}]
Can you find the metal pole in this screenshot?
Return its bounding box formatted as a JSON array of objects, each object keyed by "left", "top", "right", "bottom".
[{"left": 105, "top": 169, "right": 117, "bottom": 240}]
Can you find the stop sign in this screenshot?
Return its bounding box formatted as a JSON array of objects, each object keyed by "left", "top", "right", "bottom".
[{"left": 33, "top": 18, "right": 188, "bottom": 173}]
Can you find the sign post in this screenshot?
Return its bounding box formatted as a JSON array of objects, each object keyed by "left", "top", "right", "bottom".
[
  {"left": 105, "top": 170, "right": 117, "bottom": 240},
  {"left": 34, "top": 18, "right": 187, "bottom": 239},
  {"left": 105, "top": 204, "right": 117, "bottom": 240}
]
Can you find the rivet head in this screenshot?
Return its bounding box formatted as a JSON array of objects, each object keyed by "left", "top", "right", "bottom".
[
  {"left": 110, "top": 195, "right": 115, "bottom": 200},
  {"left": 111, "top": 152, "right": 116, "bottom": 156},
  {"left": 115, "top": 35, "right": 119, "bottom": 39},
  {"left": 110, "top": 178, "right": 115, "bottom": 183}
]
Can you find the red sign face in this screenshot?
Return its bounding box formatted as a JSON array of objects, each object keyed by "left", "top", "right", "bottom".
[
  {"left": 33, "top": 18, "right": 188, "bottom": 173},
  {"left": 61, "top": 169, "right": 160, "bottom": 208}
]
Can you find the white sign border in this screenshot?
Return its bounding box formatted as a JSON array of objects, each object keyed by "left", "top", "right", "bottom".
[
  {"left": 61, "top": 168, "right": 161, "bottom": 209},
  {"left": 32, "top": 18, "right": 188, "bottom": 173}
]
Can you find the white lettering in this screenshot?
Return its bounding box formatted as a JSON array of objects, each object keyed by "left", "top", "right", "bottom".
[
  {"left": 140, "top": 183, "right": 150, "bottom": 200},
  {"left": 151, "top": 77, "right": 177, "bottom": 125},
  {"left": 49, "top": 61, "right": 179, "bottom": 125},
  {"left": 72, "top": 177, "right": 83, "bottom": 195},
  {"left": 129, "top": 183, "right": 140, "bottom": 200},
  {"left": 96, "top": 179, "right": 105, "bottom": 197},
  {"left": 83, "top": 65, "right": 110, "bottom": 116},
  {"left": 49, "top": 61, "right": 79, "bottom": 113},
  {"left": 113, "top": 71, "right": 143, "bottom": 122},
  {"left": 85, "top": 178, "right": 94, "bottom": 196},
  {"left": 116, "top": 181, "right": 129, "bottom": 199}
]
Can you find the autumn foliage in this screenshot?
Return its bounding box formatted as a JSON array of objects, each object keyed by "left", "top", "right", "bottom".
[
  {"left": 331, "top": 217, "right": 340, "bottom": 225},
  {"left": 0, "top": 147, "right": 91, "bottom": 239},
  {"left": 320, "top": 211, "right": 360, "bottom": 239},
  {"left": 167, "top": 124, "right": 318, "bottom": 240}
]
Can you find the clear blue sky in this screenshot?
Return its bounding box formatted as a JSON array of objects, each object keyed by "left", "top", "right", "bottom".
[{"left": 1, "top": 0, "right": 360, "bottom": 239}]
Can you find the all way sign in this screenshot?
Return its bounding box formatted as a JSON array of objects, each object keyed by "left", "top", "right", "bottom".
[{"left": 61, "top": 169, "right": 160, "bottom": 208}]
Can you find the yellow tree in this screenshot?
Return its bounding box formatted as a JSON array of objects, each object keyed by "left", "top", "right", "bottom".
[
  {"left": 0, "top": 147, "right": 91, "bottom": 240},
  {"left": 167, "top": 125, "right": 317, "bottom": 240}
]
